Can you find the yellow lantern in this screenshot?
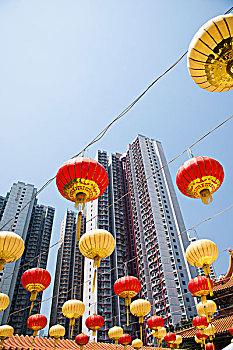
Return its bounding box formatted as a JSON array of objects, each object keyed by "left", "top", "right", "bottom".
[
  {"left": 132, "top": 338, "right": 143, "bottom": 350},
  {"left": 62, "top": 300, "right": 85, "bottom": 339},
  {"left": 195, "top": 335, "right": 205, "bottom": 348},
  {"left": 0, "top": 293, "right": 10, "bottom": 312},
  {"left": 79, "top": 229, "right": 115, "bottom": 292},
  {"left": 0, "top": 325, "right": 14, "bottom": 346},
  {"left": 108, "top": 326, "right": 123, "bottom": 346},
  {"left": 152, "top": 327, "right": 166, "bottom": 349},
  {"left": 49, "top": 324, "right": 65, "bottom": 349},
  {"left": 197, "top": 300, "right": 217, "bottom": 322},
  {"left": 204, "top": 324, "right": 216, "bottom": 340},
  {"left": 0, "top": 232, "right": 24, "bottom": 270},
  {"left": 130, "top": 299, "right": 151, "bottom": 340},
  {"left": 186, "top": 239, "right": 218, "bottom": 295},
  {"left": 187, "top": 14, "right": 233, "bottom": 92},
  {"left": 174, "top": 335, "right": 182, "bottom": 349}
]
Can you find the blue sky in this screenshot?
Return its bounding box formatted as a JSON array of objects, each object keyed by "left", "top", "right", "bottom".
[{"left": 0, "top": 0, "right": 232, "bottom": 321}]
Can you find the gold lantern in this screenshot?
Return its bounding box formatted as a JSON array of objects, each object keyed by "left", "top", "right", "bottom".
[
  {"left": 79, "top": 229, "right": 115, "bottom": 292},
  {"left": 152, "top": 327, "right": 166, "bottom": 349},
  {"left": 108, "top": 326, "right": 123, "bottom": 346},
  {"left": 0, "top": 231, "right": 24, "bottom": 270},
  {"left": 195, "top": 336, "right": 205, "bottom": 348},
  {"left": 174, "top": 335, "right": 182, "bottom": 349},
  {"left": 132, "top": 338, "right": 143, "bottom": 350},
  {"left": 197, "top": 300, "right": 217, "bottom": 322},
  {"left": 187, "top": 14, "right": 233, "bottom": 92},
  {"left": 186, "top": 239, "right": 218, "bottom": 295},
  {"left": 0, "top": 325, "right": 14, "bottom": 346},
  {"left": 49, "top": 324, "right": 65, "bottom": 349},
  {"left": 130, "top": 299, "right": 151, "bottom": 340},
  {"left": 204, "top": 324, "right": 216, "bottom": 340},
  {"left": 0, "top": 293, "right": 10, "bottom": 312},
  {"left": 62, "top": 300, "right": 85, "bottom": 339}
]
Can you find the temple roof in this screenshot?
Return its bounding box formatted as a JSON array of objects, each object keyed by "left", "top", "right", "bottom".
[
  {"left": 2, "top": 335, "right": 171, "bottom": 350},
  {"left": 213, "top": 250, "right": 233, "bottom": 293},
  {"left": 176, "top": 314, "right": 233, "bottom": 339}
]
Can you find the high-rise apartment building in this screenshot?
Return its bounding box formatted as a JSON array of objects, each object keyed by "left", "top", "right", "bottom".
[
  {"left": 0, "top": 182, "right": 55, "bottom": 329},
  {"left": 83, "top": 151, "right": 137, "bottom": 342},
  {"left": 50, "top": 210, "right": 85, "bottom": 338},
  {"left": 82, "top": 136, "right": 197, "bottom": 346},
  {"left": 125, "top": 135, "right": 197, "bottom": 344}
]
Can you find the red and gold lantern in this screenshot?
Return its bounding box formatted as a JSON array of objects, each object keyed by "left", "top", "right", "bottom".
[
  {"left": 176, "top": 156, "right": 224, "bottom": 205},
  {"left": 206, "top": 343, "right": 215, "bottom": 350},
  {"left": 75, "top": 333, "right": 89, "bottom": 350},
  {"left": 147, "top": 316, "right": 164, "bottom": 330},
  {"left": 119, "top": 334, "right": 132, "bottom": 350},
  {"left": 114, "top": 276, "right": 141, "bottom": 326},
  {"left": 196, "top": 331, "right": 208, "bottom": 342},
  {"left": 164, "top": 333, "right": 176, "bottom": 348},
  {"left": 193, "top": 315, "right": 209, "bottom": 332},
  {"left": 229, "top": 326, "right": 233, "bottom": 342},
  {"left": 56, "top": 157, "right": 108, "bottom": 241},
  {"left": 21, "top": 268, "right": 51, "bottom": 316},
  {"left": 27, "top": 314, "right": 47, "bottom": 337},
  {"left": 85, "top": 315, "right": 104, "bottom": 337},
  {"left": 188, "top": 276, "right": 213, "bottom": 302}
]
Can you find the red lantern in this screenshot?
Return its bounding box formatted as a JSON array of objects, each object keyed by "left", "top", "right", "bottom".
[
  {"left": 206, "top": 343, "right": 215, "bottom": 350},
  {"left": 147, "top": 316, "right": 164, "bottom": 330},
  {"left": 176, "top": 156, "right": 224, "bottom": 205},
  {"left": 85, "top": 315, "right": 104, "bottom": 337},
  {"left": 230, "top": 327, "right": 233, "bottom": 336},
  {"left": 21, "top": 268, "right": 51, "bottom": 316},
  {"left": 188, "top": 276, "right": 213, "bottom": 302},
  {"left": 119, "top": 334, "right": 131, "bottom": 349},
  {"left": 114, "top": 276, "right": 141, "bottom": 326},
  {"left": 193, "top": 316, "right": 209, "bottom": 331},
  {"left": 164, "top": 332, "right": 176, "bottom": 348},
  {"left": 75, "top": 333, "right": 89, "bottom": 350},
  {"left": 196, "top": 331, "right": 208, "bottom": 341},
  {"left": 27, "top": 314, "right": 47, "bottom": 337},
  {"left": 56, "top": 157, "right": 108, "bottom": 241}
]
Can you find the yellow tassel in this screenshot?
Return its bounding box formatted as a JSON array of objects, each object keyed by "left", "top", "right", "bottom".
[
  {"left": 140, "top": 325, "right": 142, "bottom": 341},
  {"left": 127, "top": 307, "right": 129, "bottom": 327},
  {"left": 54, "top": 338, "right": 58, "bottom": 350},
  {"left": 29, "top": 302, "right": 34, "bottom": 316},
  {"left": 92, "top": 270, "right": 97, "bottom": 293},
  {"left": 207, "top": 277, "right": 213, "bottom": 296},
  {"left": 0, "top": 339, "right": 4, "bottom": 347},
  {"left": 200, "top": 189, "right": 213, "bottom": 205},
  {"left": 76, "top": 212, "right": 82, "bottom": 243},
  {"left": 70, "top": 324, "right": 74, "bottom": 340},
  {"left": 30, "top": 335, "right": 36, "bottom": 350},
  {"left": 30, "top": 291, "right": 38, "bottom": 302},
  {"left": 93, "top": 338, "right": 95, "bottom": 350}
]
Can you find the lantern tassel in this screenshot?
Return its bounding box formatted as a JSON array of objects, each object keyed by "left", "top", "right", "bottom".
[
  {"left": 54, "top": 338, "right": 58, "bottom": 350},
  {"left": 76, "top": 212, "right": 82, "bottom": 243},
  {"left": 93, "top": 338, "right": 95, "bottom": 350},
  {"left": 140, "top": 325, "right": 142, "bottom": 341},
  {"left": 92, "top": 269, "right": 97, "bottom": 293},
  {"left": 207, "top": 277, "right": 213, "bottom": 296},
  {"left": 127, "top": 307, "right": 129, "bottom": 327},
  {"left": 0, "top": 339, "right": 4, "bottom": 347},
  {"left": 70, "top": 318, "right": 75, "bottom": 339},
  {"left": 30, "top": 334, "right": 37, "bottom": 350},
  {"left": 200, "top": 189, "right": 213, "bottom": 205},
  {"left": 29, "top": 302, "right": 34, "bottom": 316}
]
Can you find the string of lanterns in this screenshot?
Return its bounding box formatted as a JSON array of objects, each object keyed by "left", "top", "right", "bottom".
[{"left": 0, "top": 10, "right": 232, "bottom": 350}]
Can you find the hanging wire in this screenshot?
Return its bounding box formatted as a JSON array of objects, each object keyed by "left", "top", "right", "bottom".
[
  {"left": 1, "top": 113, "right": 233, "bottom": 285},
  {"left": 7, "top": 203, "right": 233, "bottom": 319},
  {"left": 0, "top": 4, "right": 232, "bottom": 238}
]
